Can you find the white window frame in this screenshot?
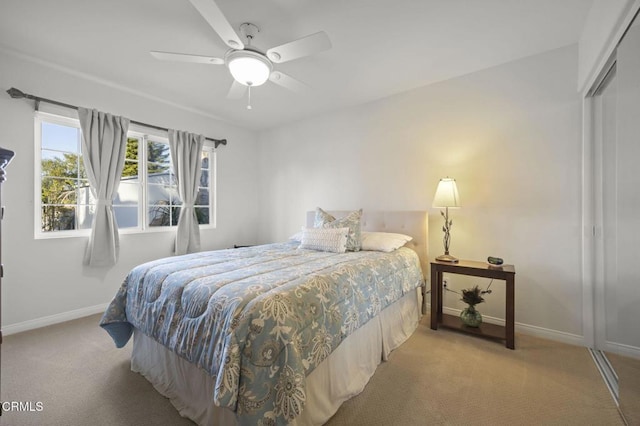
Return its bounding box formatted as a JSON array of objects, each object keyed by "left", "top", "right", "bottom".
[{"left": 34, "top": 111, "right": 217, "bottom": 239}]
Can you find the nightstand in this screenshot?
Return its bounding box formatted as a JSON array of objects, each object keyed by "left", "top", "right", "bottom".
[{"left": 430, "top": 259, "right": 516, "bottom": 349}]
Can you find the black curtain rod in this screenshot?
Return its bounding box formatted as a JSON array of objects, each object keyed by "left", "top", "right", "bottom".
[{"left": 6, "top": 87, "right": 227, "bottom": 148}]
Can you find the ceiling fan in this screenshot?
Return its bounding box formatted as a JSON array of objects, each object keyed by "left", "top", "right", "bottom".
[{"left": 151, "top": 0, "right": 332, "bottom": 109}]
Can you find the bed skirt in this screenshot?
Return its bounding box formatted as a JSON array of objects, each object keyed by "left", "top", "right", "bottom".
[{"left": 131, "top": 287, "right": 422, "bottom": 425}]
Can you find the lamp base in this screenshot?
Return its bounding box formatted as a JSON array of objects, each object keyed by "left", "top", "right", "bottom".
[{"left": 436, "top": 254, "right": 459, "bottom": 263}]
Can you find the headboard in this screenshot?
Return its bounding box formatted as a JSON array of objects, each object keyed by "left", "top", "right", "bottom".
[{"left": 305, "top": 210, "right": 429, "bottom": 277}]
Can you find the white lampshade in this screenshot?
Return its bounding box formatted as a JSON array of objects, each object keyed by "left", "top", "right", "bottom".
[
  {"left": 432, "top": 177, "right": 461, "bottom": 208},
  {"left": 227, "top": 51, "right": 272, "bottom": 87}
]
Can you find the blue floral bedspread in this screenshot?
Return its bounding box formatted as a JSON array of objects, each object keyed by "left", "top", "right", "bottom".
[{"left": 100, "top": 242, "right": 423, "bottom": 425}]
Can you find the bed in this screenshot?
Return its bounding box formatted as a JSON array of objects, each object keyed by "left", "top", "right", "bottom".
[{"left": 100, "top": 210, "right": 428, "bottom": 425}]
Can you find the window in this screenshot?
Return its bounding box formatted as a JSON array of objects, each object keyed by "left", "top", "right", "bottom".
[{"left": 35, "top": 112, "right": 216, "bottom": 237}]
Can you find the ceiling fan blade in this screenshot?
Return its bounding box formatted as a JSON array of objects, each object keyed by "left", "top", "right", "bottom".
[
  {"left": 227, "top": 80, "right": 247, "bottom": 99},
  {"left": 269, "top": 71, "right": 311, "bottom": 94},
  {"left": 188, "top": 0, "right": 244, "bottom": 50},
  {"left": 266, "top": 31, "right": 331, "bottom": 63},
  {"left": 150, "top": 51, "right": 224, "bottom": 64}
]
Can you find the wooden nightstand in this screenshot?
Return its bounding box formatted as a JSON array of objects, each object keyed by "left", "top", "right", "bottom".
[{"left": 430, "top": 259, "right": 516, "bottom": 349}]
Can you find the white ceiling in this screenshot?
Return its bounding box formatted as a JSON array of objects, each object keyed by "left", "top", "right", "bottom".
[{"left": 0, "top": 0, "right": 592, "bottom": 130}]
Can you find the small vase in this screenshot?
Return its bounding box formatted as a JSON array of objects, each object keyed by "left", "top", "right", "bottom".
[{"left": 460, "top": 306, "right": 482, "bottom": 327}]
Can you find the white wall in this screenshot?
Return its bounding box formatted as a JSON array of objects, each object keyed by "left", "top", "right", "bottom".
[
  {"left": 257, "top": 45, "right": 584, "bottom": 341},
  {"left": 0, "top": 48, "right": 260, "bottom": 330}
]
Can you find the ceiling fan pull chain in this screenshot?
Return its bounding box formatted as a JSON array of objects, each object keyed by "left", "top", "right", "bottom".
[{"left": 247, "top": 84, "right": 252, "bottom": 110}]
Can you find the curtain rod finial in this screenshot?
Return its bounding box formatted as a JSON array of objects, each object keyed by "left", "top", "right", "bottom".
[
  {"left": 6, "top": 87, "right": 26, "bottom": 99},
  {"left": 215, "top": 139, "right": 227, "bottom": 148}
]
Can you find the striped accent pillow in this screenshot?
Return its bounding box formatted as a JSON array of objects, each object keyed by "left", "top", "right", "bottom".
[{"left": 298, "top": 227, "right": 349, "bottom": 253}]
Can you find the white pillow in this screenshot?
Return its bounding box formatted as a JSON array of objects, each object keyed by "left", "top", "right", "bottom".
[
  {"left": 298, "top": 227, "right": 349, "bottom": 253},
  {"left": 360, "top": 231, "right": 413, "bottom": 252}
]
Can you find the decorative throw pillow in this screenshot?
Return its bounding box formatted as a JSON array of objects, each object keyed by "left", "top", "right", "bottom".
[
  {"left": 314, "top": 208, "right": 363, "bottom": 251},
  {"left": 314, "top": 208, "right": 336, "bottom": 228},
  {"left": 360, "top": 231, "right": 413, "bottom": 252},
  {"left": 298, "top": 227, "right": 349, "bottom": 253}
]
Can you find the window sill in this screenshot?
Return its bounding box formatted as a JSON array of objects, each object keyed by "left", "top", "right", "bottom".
[{"left": 34, "top": 224, "right": 216, "bottom": 240}]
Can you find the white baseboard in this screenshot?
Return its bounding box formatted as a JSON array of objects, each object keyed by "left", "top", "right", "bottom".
[
  {"left": 431, "top": 305, "right": 588, "bottom": 347},
  {"left": 437, "top": 306, "right": 640, "bottom": 354},
  {"left": 604, "top": 340, "right": 640, "bottom": 359},
  {"left": 3, "top": 303, "right": 108, "bottom": 336}
]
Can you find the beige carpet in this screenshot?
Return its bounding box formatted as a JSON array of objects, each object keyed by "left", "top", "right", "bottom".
[{"left": 1, "top": 314, "right": 624, "bottom": 426}]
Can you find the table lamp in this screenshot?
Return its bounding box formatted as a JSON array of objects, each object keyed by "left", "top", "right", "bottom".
[{"left": 432, "top": 177, "right": 460, "bottom": 262}]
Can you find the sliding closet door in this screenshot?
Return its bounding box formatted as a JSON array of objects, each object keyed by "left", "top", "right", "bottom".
[
  {"left": 612, "top": 15, "right": 640, "bottom": 424},
  {"left": 595, "top": 13, "right": 640, "bottom": 425}
]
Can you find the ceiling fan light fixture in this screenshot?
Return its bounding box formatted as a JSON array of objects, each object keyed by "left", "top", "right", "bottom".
[{"left": 226, "top": 50, "right": 272, "bottom": 87}]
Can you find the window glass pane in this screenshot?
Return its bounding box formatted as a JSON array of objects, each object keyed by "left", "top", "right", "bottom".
[
  {"left": 41, "top": 150, "right": 79, "bottom": 178},
  {"left": 147, "top": 162, "right": 171, "bottom": 177},
  {"left": 200, "top": 170, "right": 209, "bottom": 187},
  {"left": 171, "top": 207, "right": 181, "bottom": 226},
  {"left": 148, "top": 172, "right": 175, "bottom": 186},
  {"left": 41, "top": 177, "right": 79, "bottom": 204},
  {"left": 125, "top": 137, "right": 139, "bottom": 161},
  {"left": 41, "top": 149, "right": 70, "bottom": 162},
  {"left": 115, "top": 182, "right": 139, "bottom": 206},
  {"left": 114, "top": 206, "right": 138, "bottom": 228},
  {"left": 148, "top": 204, "right": 170, "bottom": 227},
  {"left": 201, "top": 151, "right": 209, "bottom": 169},
  {"left": 171, "top": 191, "right": 183, "bottom": 205},
  {"left": 41, "top": 206, "right": 76, "bottom": 231},
  {"left": 196, "top": 188, "right": 209, "bottom": 206},
  {"left": 122, "top": 160, "right": 139, "bottom": 178},
  {"left": 147, "top": 139, "right": 171, "bottom": 195},
  {"left": 148, "top": 205, "right": 179, "bottom": 227},
  {"left": 147, "top": 140, "right": 170, "bottom": 165},
  {"left": 195, "top": 207, "right": 209, "bottom": 225},
  {"left": 147, "top": 183, "right": 174, "bottom": 205},
  {"left": 123, "top": 138, "right": 140, "bottom": 178},
  {"left": 42, "top": 122, "right": 78, "bottom": 152}
]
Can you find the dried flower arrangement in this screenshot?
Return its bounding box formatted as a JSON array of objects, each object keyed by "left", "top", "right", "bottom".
[{"left": 461, "top": 285, "right": 485, "bottom": 309}]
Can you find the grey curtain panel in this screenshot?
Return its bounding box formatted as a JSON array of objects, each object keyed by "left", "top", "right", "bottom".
[
  {"left": 78, "top": 108, "right": 129, "bottom": 266},
  {"left": 169, "top": 129, "right": 205, "bottom": 255}
]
